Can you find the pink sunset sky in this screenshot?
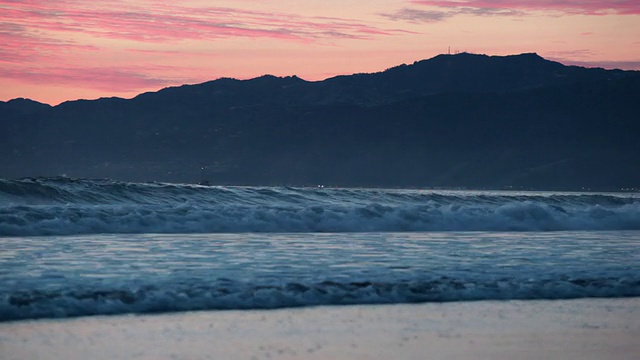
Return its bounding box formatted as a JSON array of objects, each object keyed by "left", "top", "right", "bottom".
[{"left": 2, "top": 0, "right": 639, "bottom": 105}]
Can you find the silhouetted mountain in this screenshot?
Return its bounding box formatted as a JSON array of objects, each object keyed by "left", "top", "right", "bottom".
[{"left": 2, "top": 53, "right": 639, "bottom": 190}]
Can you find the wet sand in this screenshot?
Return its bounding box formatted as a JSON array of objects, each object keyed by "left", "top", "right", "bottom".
[{"left": 1, "top": 298, "right": 638, "bottom": 359}]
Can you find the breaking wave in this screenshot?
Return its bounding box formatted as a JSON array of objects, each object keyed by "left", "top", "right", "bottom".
[
  {"left": 1, "top": 177, "right": 639, "bottom": 236},
  {"left": 3, "top": 276, "right": 639, "bottom": 321}
]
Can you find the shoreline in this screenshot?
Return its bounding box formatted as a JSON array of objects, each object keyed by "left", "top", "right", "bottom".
[{"left": 1, "top": 298, "right": 638, "bottom": 359}]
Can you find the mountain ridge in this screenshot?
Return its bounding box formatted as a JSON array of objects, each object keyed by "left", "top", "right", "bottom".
[
  {"left": 4, "top": 52, "right": 632, "bottom": 107},
  {"left": 1, "top": 53, "right": 639, "bottom": 190}
]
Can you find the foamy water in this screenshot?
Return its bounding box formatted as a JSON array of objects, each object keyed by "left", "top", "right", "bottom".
[
  {"left": 1, "top": 178, "right": 639, "bottom": 321},
  {"left": 1, "top": 231, "right": 638, "bottom": 321},
  {"left": 1, "top": 177, "right": 639, "bottom": 236}
]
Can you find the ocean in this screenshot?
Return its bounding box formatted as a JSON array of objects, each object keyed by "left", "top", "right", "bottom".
[{"left": 1, "top": 177, "right": 639, "bottom": 322}]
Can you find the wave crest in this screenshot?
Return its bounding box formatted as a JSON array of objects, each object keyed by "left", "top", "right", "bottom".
[
  {"left": 1, "top": 177, "right": 639, "bottom": 236},
  {"left": 3, "top": 276, "right": 639, "bottom": 321}
]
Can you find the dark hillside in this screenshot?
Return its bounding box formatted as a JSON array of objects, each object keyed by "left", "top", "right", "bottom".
[{"left": 1, "top": 53, "right": 639, "bottom": 190}]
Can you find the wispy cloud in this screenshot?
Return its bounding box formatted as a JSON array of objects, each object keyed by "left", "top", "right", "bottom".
[
  {"left": 0, "top": 1, "right": 399, "bottom": 45},
  {"left": 380, "top": 8, "right": 452, "bottom": 23},
  {"left": 380, "top": 6, "right": 520, "bottom": 23},
  {"left": 544, "top": 49, "right": 640, "bottom": 70},
  {"left": 0, "top": 0, "right": 405, "bottom": 99},
  {"left": 551, "top": 59, "right": 640, "bottom": 71},
  {"left": 410, "top": 0, "right": 640, "bottom": 16},
  {"left": 546, "top": 49, "right": 597, "bottom": 59},
  {"left": 0, "top": 65, "right": 192, "bottom": 92},
  {"left": 0, "top": 22, "right": 98, "bottom": 63},
  {"left": 383, "top": 0, "right": 640, "bottom": 23}
]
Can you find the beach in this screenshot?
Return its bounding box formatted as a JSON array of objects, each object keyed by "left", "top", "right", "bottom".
[{"left": 2, "top": 298, "right": 638, "bottom": 360}]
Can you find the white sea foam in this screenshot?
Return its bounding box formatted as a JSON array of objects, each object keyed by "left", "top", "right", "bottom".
[
  {"left": 1, "top": 231, "right": 638, "bottom": 321},
  {"left": 3, "top": 276, "right": 638, "bottom": 322},
  {"left": 1, "top": 178, "right": 639, "bottom": 236}
]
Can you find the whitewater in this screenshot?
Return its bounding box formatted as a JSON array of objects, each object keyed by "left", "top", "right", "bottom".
[
  {"left": 2, "top": 177, "right": 640, "bottom": 236},
  {"left": 1, "top": 177, "right": 639, "bottom": 321}
]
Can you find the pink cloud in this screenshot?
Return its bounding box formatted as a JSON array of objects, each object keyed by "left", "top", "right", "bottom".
[
  {"left": 0, "top": 22, "right": 98, "bottom": 63},
  {"left": 125, "top": 49, "right": 187, "bottom": 56},
  {"left": 410, "top": 0, "right": 640, "bottom": 16},
  {"left": 0, "top": 1, "right": 407, "bottom": 99},
  {"left": 0, "top": 65, "right": 192, "bottom": 93},
  {"left": 0, "top": 1, "right": 399, "bottom": 44}
]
